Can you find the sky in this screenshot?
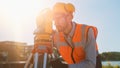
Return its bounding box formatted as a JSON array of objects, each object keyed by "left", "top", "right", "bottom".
[{"left": 0, "top": 0, "right": 120, "bottom": 53}]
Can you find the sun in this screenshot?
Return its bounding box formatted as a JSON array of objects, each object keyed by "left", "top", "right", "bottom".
[{"left": 1, "top": 0, "right": 52, "bottom": 42}]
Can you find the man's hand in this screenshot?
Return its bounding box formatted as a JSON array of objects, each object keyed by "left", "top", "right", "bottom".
[{"left": 50, "top": 59, "right": 68, "bottom": 68}]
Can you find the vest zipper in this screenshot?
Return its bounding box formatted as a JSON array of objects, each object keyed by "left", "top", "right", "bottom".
[
  {"left": 71, "top": 47, "right": 75, "bottom": 63},
  {"left": 64, "top": 37, "right": 76, "bottom": 63}
]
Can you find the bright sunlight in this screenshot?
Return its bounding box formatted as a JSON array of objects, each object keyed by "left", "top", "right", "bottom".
[{"left": 0, "top": 0, "right": 52, "bottom": 42}]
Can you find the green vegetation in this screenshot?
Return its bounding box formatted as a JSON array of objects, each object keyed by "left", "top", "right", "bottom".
[
  {"left": 101, "top": 52, "right": 120, "bottom": 68},
  {"left": 100, "top": 52, "right": 120, "bottom": 61},
  {"left": 102, "top": 64, "right": 120, "bottom": 68}
]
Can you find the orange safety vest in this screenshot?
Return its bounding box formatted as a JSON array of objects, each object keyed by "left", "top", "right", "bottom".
[{"left": 54, "top": 24, "right": 98, "bottom": 64}]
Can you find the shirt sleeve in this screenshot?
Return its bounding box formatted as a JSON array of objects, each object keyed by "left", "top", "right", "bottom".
[{"left": 68, "top": 28, "right": 96, "bottom": 68}]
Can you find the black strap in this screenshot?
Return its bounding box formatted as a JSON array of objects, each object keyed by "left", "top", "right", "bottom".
[{"left": 64, "top": 36, "right": 76, "bottom": 63}]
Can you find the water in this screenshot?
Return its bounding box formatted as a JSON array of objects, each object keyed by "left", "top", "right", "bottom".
[{"left": 102, "top": 61, "right": 120, "bottom": 66}]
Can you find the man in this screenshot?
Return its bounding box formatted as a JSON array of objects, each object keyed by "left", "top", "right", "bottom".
[{"left": 52, "top": 2, "right": 101, "bottom": 68}]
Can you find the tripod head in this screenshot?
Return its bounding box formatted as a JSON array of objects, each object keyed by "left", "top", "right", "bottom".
[{"left": 33, "top": 8, "right": 53, "bottom": 54}]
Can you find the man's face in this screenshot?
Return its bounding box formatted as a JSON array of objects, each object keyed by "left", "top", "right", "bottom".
[{"left": 53, "top": 13, "right": 68, "bottom": 32}]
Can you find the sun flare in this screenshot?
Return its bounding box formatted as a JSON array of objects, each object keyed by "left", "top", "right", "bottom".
[{"left": 1, "top": 0, "right": 52, "bottom": 41}]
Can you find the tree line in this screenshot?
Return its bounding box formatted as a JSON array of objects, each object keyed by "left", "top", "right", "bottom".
[{"left": 100, "top": 52, "right": 120, "bottom": 61}]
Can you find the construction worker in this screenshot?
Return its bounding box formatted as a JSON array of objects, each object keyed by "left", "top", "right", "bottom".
[{"left": 52, "top": 2, "right": 102, "bottom": 68}]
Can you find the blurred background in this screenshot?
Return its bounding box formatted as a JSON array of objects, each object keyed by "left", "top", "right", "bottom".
[{"left": 0, "top": 0, "right": 120, "bottom": 68}]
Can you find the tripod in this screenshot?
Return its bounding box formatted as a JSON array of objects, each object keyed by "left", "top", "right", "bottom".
[
  {"left": 24, "top": 32, "right": 53, "bottom": 68},
  {"left": 24, "top": 8, "right": 53, "bottom": 68}
]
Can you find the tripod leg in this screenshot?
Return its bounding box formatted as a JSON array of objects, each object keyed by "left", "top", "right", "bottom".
[
  {"left": 24, "top": 53, "right": 33, "bottom": 68},
  {"left": 34, "top": 53, "right": 39, "bottom": 68},
  {"left": 43, "top": 53, "right": 47, "bottom": 68}
]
